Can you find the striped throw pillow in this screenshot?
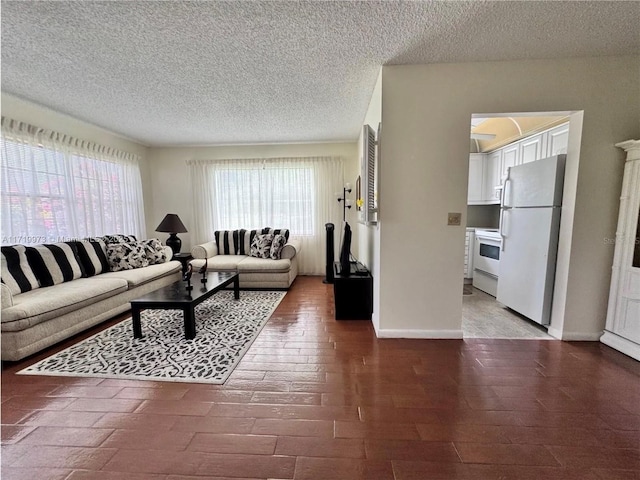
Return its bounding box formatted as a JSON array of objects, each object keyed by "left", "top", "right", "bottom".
[
  {"left": 1, "top": 245, "right": 40, "bottom": 295},
  {"left": 235, "top": 229, "right": 259, "bottom": 256},
  {"left": 25, "top": 243, "right": 84, "bottom": 287},
  {"left": 73, "top": 240, "right": 110, "bottom": 276},
  {"left": 214, "top": 230, "right": 237, "bottom": 255}
]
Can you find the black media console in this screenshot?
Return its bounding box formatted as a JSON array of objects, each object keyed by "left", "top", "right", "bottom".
[{"left": 333, "top": 261, "right": 373, "bottom": 320}]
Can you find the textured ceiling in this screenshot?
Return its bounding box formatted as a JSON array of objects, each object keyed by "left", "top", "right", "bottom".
[{"left": 2, "top": 1, "right": 639, "bottom": 146}]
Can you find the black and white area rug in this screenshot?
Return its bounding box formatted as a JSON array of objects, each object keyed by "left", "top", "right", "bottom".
[{"left": 19, "top": 291, "right": 286, "bottom": 384}]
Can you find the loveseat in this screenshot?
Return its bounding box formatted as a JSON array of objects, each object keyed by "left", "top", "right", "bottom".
[
  {"left": 1, "top": 236, "right": 181, "bottom": 361},
  {"left": 190, "top": 228, "right": 300, "bottom": 289}
]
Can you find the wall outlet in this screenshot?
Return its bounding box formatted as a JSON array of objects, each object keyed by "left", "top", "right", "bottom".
[{"left": 448, "top": 212, "right": 462, "bottom": 226}]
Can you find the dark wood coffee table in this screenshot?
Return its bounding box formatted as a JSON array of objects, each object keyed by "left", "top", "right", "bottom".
[{"left": 131, "top": 271, "right": 239, "bottom": 340}]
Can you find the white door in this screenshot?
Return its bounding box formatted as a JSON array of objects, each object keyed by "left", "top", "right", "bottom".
[{"left": 497, "top": 207, "right": 561, "bottom": 325}]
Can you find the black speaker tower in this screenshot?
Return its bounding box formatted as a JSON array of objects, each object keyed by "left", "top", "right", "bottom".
[{"left": 323, "top": 223, "right": 335, "bottom": 284}]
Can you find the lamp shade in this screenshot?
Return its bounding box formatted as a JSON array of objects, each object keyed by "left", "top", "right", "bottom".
[{"left": 155, "top": 214, "right": 188, "bottom": 233}]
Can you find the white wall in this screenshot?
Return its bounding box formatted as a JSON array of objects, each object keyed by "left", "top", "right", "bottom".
[
  {"left": 146, "top": 143, "right": 358, "bottom": 252},
  {"left": 357, "top": 69, "right": 382, "bottom": 330},
  {"left": 377, "top": 55, "right": 639, "bottom": 339},
  {"left": 0, "top": 93, "right": 153, "bottom": 235}
]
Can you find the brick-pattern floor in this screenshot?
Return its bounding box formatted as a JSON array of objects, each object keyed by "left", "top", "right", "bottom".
[{"left": 2, "top": 276, "right": 639, "bottom": 479}]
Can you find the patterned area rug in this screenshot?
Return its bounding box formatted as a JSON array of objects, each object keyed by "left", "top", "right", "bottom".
[{"left": 19, "top": 291, "right": 286, "bottom": 384}]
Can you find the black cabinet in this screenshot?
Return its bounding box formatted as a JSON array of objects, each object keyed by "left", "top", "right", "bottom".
[{"left": 333, "top": 262, "right": 373, "bottom": 320}]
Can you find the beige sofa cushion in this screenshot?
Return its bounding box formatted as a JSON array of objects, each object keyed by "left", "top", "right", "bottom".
[
  {"left": 95, "top": 261, "right": 181, "bottom": 287},
  {"left": 237, "top": 256, "right": 291, "bottom": 273},
  {"left": 1, "top": 277, "right": 128, "bottom": 331},
  {"left": 190, "top": 255, "right": 247, "bottom": 271}
]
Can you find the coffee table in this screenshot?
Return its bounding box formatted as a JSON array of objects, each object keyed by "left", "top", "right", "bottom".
[{"left": 131, "top": 271, "right": 239, "bottom": 340}]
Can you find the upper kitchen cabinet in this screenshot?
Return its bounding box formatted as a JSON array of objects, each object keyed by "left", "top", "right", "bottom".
[
  {"left": 468, "top": 121, "right": 569, "bottom": 205},
  {"left": 484, "top": 151, "right": 502, "bottom": 203},
  {"left": 468, "top": 153, "right": 501, "bottom": 205},
  {"left": 468, "top": 153, "right": 485, "bottom": 203},
  {"left": 546, "top": 123, "right": 570, "bottom": 156},
  {"left": 519, "top": 132, "right": 547, "bottom": 164},
  {"left": 501, "top": 143, "right": 519, "bottom": 183}
]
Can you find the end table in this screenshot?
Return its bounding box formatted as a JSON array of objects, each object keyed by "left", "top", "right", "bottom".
[{"left": 172, "top": 252, "right": 193, "bottom": 274}]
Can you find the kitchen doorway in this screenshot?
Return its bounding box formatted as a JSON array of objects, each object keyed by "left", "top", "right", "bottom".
[{"left": 463, "top": 112, "right": 573, "bottom": 339}]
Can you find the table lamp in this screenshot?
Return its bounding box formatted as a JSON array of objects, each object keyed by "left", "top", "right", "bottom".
[{"left": 155, "top": 214, "right": 188, "bottom": 254}]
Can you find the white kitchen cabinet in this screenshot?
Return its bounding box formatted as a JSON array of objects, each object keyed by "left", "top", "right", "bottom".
[
  {"left": 601, "top": 140, "right": 640, "bottom": 361},
  {"left": 467, "top": 154, "right": 485, "bottom": 203},
  {"left": 501, "top": 144, "right": 519, "bottom": 181},
  {"left": 468, "top": 122, "right": 569, "bottom": 205},
  {"left": 519, "top": 132, "right": 546, "bottom": 164},
  {"left": 483, "top": 151, "right": 502, "bottom": 204},
  {"left": 468, "top": 153, "right": 501, "bottom": 205},
  {"left": 546, "top": 123, "right": 570, "bottom": 156}
]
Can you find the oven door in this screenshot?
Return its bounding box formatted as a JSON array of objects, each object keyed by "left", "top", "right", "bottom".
[{"left": 474, "top": 235, "right": 501, "bottom": 277}]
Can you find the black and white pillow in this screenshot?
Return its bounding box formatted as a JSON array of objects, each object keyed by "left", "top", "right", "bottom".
[
  {"left": 261, "top": 228, "right": 290, "bottom": 242},
  {"left": 250, "top": 233, "right": 274, "bottom": 259},
  {"left": 101, "top": 234, "right": 137, "bottom": 244},
  {"left": 214, "top": 230, "right": 237, "bottom": 255},
  {"left": 235, "top": 229, "right": 259, "bottom": 256},
  {"left": 73, "top": 239, "right": 110, "bottom": 276},
  {"left": 25, "top": 243, "right": 84, "bottom": 287},
  {"left": 141, "top": 238, "right": 167, "bottom": 265},
  {"left": 1, "top": 245, "right": 40, "bottom": 295},
  {"left": 106, "top": 242, "right": 149, "bottom": 271},
  {"left": 270, "top": 234, "right": 287, "bottom": 260}
]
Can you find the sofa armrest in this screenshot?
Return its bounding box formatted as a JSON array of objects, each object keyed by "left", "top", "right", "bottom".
[
  {"left": 1, "top": 283, "right": 14, "bottom": 309},
  {"left": 281, "top": 238, "right": 301, "bottom": 260},
  {"left": 162, "top": 246, "right": 173, "bottom": 262},
  {"left": 191, "top": 241, "right": 218, "bottom": 259}
]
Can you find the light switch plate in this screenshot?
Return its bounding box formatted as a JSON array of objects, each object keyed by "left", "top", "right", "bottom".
[{"left": 448, "top": 212, "right": 462, "bottom": 226}]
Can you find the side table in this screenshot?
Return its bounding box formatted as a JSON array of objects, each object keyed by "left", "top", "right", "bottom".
[
  {"left": 333, "top": 261, "right": 373, "bottom": 320},
  {"left": 172, "top": 252, "right": 193, "bottom": 274}
]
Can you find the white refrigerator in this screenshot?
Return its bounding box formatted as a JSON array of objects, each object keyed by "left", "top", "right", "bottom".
[{"left": 497, "top": 155, "right": 566, "bottom": 326}]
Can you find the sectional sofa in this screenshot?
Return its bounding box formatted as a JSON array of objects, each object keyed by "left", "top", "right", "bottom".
[{"left": 1, "top": 238, "right": 181, "bottom": 361}]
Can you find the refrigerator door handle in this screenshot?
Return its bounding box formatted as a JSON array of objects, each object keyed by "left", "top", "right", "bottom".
[
  {"left": 499, "top": 208, "right": 506, "bottom": 251},
  {"left": 502, "top": 173, "right": 512, "bottom": 208}
]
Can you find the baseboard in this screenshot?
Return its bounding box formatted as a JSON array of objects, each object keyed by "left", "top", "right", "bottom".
[
  {"left": 373, "top": 327, "right": 463, "bottom": 339},
  {"left": 600, "top": 331, "right": 640, "bottom": 361},
  {"left": 546, "top": 326, "right": 562, "bottom": 339},
  {"left": 547, "top": 326, "right": 603, "bottom": 341}
]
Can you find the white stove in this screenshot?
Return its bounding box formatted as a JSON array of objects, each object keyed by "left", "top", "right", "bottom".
[{"left": 473, "top": 229, "right": 502, "bottom": 296}]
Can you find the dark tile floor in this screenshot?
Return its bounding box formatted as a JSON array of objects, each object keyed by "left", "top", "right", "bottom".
[{"left": 2, "top": 276, "right": 639, "bottom": 479}]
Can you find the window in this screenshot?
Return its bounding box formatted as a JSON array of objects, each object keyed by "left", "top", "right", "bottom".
[
  {"left": 212, "top": 163, "right": 315, "bottom": 236},
  {"left": 190, "top": 156, "right": 343, "bottom": 275},
  {"left": 1, "top": 121, "right": 145, "bottom": 244}
]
